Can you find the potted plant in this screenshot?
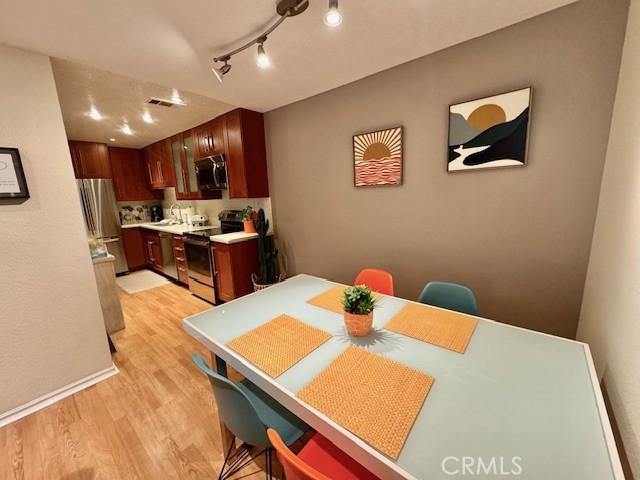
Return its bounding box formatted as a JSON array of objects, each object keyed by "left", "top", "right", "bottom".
[
  {"left": 251, "top": 208, "right": 281, "bottom": 290},
  {"left": 340, "top": 285, "right": 378, "bottom": 336},
  {"left": 241, "top": 206, "right": 257, "bottom": 233}
]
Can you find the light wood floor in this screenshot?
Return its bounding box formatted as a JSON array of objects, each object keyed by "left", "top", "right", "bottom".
[{"left": 0, "top": 282, "right": 279, "bottom": 479}]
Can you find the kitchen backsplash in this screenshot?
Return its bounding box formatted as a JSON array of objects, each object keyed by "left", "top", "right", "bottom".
[
  {"left": 119, "top": 204, "right": 154, "bottom": 224},
  {"left": 161, "top": 188, "right": 273, "bottom": 228}
]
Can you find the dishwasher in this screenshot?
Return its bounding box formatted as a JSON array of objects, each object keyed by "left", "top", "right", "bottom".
[{"left": 158, "top": 232, "right": 178, "bottom": 280}]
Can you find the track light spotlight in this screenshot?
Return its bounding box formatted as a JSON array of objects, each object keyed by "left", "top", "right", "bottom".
[
  {"left": 257, "top": 40, "right": 270, "bottom": 69},
  {"left": 213, "top": 58, "right": 232, "bottom": 83},
  {"left": 324, "top": 0, "right": 342, "bottom": 27}
]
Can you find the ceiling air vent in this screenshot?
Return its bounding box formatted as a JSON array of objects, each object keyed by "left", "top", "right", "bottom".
[{"left": 145, "top": 97, "right": 185, "bottom": 108}]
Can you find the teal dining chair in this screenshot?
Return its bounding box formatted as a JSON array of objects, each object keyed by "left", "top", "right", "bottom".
[
  {"left": 417, "top": 281, "right": 480, "bottom": 316},
  {"left": 192, "top": 353, "right": 307, "bottom": 480}
]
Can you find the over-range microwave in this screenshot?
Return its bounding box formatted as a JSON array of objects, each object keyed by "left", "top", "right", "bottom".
[{"left": 195, "top": 154, "right": 227, "bottom": 190}]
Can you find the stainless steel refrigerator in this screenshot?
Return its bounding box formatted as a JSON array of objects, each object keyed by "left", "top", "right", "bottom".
[{"left": 77, "top": 179, "right": 128, "bottom": 274}]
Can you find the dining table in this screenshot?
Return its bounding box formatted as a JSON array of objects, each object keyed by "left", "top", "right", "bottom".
[{"left": 182, "top": 274, "right": 623, "bottom": 480}]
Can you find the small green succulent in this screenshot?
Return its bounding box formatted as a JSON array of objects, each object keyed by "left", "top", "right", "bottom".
[{"left": 341, "top": 285, "right": 378, "bottom": 315}]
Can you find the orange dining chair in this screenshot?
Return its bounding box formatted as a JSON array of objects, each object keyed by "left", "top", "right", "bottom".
[
  {"left": 267, "top": 428, "right": 379, "bottom": 480},
  {"left": 354, "top": 268, "right": 394, "bottom": 296}
]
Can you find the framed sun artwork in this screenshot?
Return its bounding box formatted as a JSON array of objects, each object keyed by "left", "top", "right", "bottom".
[{"left": 353, "top": 126, "right": 403, "bottom": 187}]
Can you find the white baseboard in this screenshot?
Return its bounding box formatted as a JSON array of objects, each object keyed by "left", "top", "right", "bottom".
[{"left": 0, "top": 364, "right": 119, "bottom": 428}]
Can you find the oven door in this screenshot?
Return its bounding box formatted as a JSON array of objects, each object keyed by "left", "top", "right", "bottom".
[{"left": 184, "top": 237, "right": 217, "bottom": 304}]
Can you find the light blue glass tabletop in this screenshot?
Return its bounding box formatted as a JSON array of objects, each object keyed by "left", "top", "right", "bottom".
[{"left": 183, "top": 274, "right": 622, "bottom": 480}]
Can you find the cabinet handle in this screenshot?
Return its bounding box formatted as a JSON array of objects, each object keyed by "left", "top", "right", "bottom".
[
  {"left": 178, "top": 266, "right": 186, "bottom": 272},
  {"left": 176, "top": 256, "right": 185, "bottom": 262}
]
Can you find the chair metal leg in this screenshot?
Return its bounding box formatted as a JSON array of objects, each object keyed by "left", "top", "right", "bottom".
[
  {"left": 265, "top": 448, "right": 273, "bottom": 480},
  {"left": 218, "top": 438, "right": 266, "bottom": 480}
]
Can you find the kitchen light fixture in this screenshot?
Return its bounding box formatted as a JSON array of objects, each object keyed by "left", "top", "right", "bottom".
[
  {"left": 142, "top": 111, "right": 153, "bottom": 123},
  {"left": 256, "top": 40, "right": 270, "bottom": 69},
  {"left": 88, "top": 105, "right": 103, "bottom": 121},
  {"left": 324, "top": 0, "right": 342, "bottom": 27},
  {"left": 212, "top": 58, "right": 232, "bottom": 82},
  {"left": 170, "top": 89, "right": 185, "bottom": 105},
  {"left": 121, "top": 124, "right": 133, "bottom": 136},
  {"left": 109, "top": 138, "right": 116, "bottom": 142},
  {"left": 212, "top": 0, "right": 309, "bottom": 82}
]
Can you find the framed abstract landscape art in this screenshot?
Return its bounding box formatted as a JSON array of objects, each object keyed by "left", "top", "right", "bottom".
[
  {"left": 448, "top": 87, "right": 532, "bottom": 172},
  {"left": 353, "top": 126, "right": 403, "bottom": 187}
]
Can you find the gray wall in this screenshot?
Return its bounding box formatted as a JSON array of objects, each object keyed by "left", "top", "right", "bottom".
[{"left": 265, "top": 0, "right": 628, "bottom": 338}]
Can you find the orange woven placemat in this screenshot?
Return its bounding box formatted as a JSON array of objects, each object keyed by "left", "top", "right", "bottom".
[
  {"left": 227, "top": 315, "right": 332, "bottom": 377},
  {"left": 385, "top": 303, "right": 478, "bottom": 353},
  {"left": 306, "top": 286, "right": 345, "bottom": 314},
  {"left": 297, "top": 346, "right": 433, "bottom": 459}
]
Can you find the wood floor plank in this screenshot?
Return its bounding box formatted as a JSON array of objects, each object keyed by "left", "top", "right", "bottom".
[{"left": 0, "top": 282, "right": 275, "bottom": 479}]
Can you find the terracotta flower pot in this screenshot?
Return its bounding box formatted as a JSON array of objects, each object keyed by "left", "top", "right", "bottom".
[
  {"left": 243, "top": 220, "right": 256, "bottom": 233},
  {"left": 343, "top": 311, "right": 373, "bottom": 337}
]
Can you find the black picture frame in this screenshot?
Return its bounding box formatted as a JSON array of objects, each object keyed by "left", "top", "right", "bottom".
[{"left": 0, "top": 147, "right": 29, "bottom": 203}]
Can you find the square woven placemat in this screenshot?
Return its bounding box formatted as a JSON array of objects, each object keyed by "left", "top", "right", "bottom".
[
  {"left": 385, "top": 303, "right": 478, "bottom": 353},
  {"left": 297, "top": 345, "right": 434, "bottom": 459},
  {"left": 306, "top": 286, "right": 346, "bottom": 314},
  {"left": 227, "top": 315, "right": 332, "bottom": 377}
]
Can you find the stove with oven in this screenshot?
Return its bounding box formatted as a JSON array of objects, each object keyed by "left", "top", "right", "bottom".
[{"left": 182, "top": 210, "right": 244, "bottom": 304}]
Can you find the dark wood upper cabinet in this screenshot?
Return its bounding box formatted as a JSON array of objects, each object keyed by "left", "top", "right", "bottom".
[
  {"left": 68, "top": 141, "right": 112, "bottom": 179},
  {"left": 109, "top": 147, "right": 163, "bottom": 201},
  {"left": 172, "top": 130, "right": 221, "bottom": 200},
  {"left": 142, "top": 140, "right": 175, "bottom": 190},
  {"left": 223, "top": 109, "right": 269, "bottom": 198},
  {"left": 194, "top": 117, "right": 226, "bottom": 159}
]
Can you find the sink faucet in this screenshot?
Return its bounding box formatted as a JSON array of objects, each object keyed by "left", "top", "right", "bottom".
[{"left": 169, "top": 204, "right": 183, "bottom": 224}]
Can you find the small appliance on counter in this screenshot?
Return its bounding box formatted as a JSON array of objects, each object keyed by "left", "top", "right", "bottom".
[
  {"left": 183, "top": 210, "right": 244, "bottom": 304},
  {"left": 150, "top": 205, "right": 163, "bottom": 222},
  {"left": 191, "top": 214, "right": 209, "bottom": 226}
]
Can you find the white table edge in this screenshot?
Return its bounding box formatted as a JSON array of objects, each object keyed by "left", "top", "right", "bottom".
[{"left": 183, "top": 273, "right": 623, "bottom": 480}]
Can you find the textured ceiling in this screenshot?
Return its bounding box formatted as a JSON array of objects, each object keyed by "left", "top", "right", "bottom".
[
  {"left": 1, "top": 0, "right": 577, "bottom": 113},
  {"left": 51, "top": 59, "right": 234, "bottom": 148}
]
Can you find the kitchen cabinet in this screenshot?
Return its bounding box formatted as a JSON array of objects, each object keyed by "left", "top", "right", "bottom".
[
  {"left": 172, "top": 235, "right": 189, "bottom": 285},
  {"left": 223, "top": 109, "right": 269, "bottom": 198},
  {"left": 109, "top": 147, "right": 163, "bottom": 201},
  {"left": 171, "top": 131, "right": 221, "bottom": 200},
  {"left": 213, "top": 239, "right": 258, "bottom": 302},
  {"left": 122, "top": 227, "right": 146, "bottom": 271},
  {"left": 142, "top": 230, "right": 163, "bottom": 270},
  {"left": 68, "top": 141, "right": 112, "bottom": 179},
  {"left": 142, "top": 140, "right": 175, "bottom": 189},
  {"left": 194, "top": 117, "right": 225, "bottom": 159}
]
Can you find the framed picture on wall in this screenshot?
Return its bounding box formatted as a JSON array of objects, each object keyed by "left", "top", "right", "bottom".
[
  {"left": 0, "top": 147, "right": 29, "bottom": 202},
  {"left": 448, "top": 87, "right": 532, "bottom": 172},
  {"left": 353, "top": 126, "right": 403, "bottom": 187}
]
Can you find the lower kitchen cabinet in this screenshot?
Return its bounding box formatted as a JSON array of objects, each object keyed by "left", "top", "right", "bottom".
[
  {"left": 213, "top": 239, "right": 258, "bottom": 302},
  {"left": 122, "top": 227, "right": 146, "bottom": 271},
  {"left": 172, "top": 235, "right": 189, "bottom": 285},
  {"left": 142, "top": 230, "right": 163, "bottom": 270}
]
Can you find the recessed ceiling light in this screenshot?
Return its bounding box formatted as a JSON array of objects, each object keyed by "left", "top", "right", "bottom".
[
  {"left": 142, "top": 111, "right": 153, "bottom": 123},
  {"left": 109, "top": 138, "right": 116, "bottom": 142},
  {"left": 170, "top": 89, "right": 185, "bottom": 105},
  {"left": 88, "top": 105, "right": 103, "bottom": 121},
  {"left": 121, "top": 124, "right": 133, "bottom": 136}
]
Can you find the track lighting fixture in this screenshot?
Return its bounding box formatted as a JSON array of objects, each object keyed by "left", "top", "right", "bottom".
[
  {"left": 324, "top": 0, "right": 342, "bottom": 27},
  {"left": 211, "top": 0, "right": 309, "bottom": 81}
]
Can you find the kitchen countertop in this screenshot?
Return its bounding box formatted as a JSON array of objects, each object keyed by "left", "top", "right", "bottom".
[
  {"left": 121, "top": 222, "right": 268, "bottom": 244},
  {"left": 92, "top": 253, "right": 115, "bottom": 265},
  {"left": 121, "top": 222, "right": 213, "bottom": 235}
]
